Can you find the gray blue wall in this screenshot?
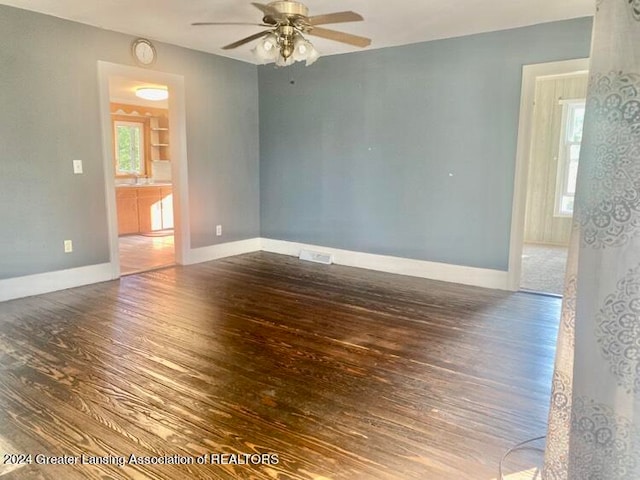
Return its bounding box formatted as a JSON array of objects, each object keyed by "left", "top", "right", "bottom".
[
  {"left": 0, "top": 7, "right": 593, "bottom": 282},
  {"left": 0, "top": 5, "right": 260, "bottom": 279},
  {"left": 259, "top": 18, "right": 593, "bottom": 271}
]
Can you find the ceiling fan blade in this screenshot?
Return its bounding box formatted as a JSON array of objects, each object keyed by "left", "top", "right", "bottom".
[
  {"left": 251, "top": 2, "right": 286, "bottom": 22},
  {"left": 192, "top": 22, "right": 269, "bottom": 26},
  {"left": 222, "top": 30, "right": 271, "bottom": 50},
  {"left": 308, "top": 27, "right": 371, "bottom": 48},
  {"left": 307, "top": 11, "right": 363, "bottom": 26}
]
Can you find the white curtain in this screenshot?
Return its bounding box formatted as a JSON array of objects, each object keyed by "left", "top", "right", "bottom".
[{"left": 543, "top": 1, "right": 640, "bottom": 478}]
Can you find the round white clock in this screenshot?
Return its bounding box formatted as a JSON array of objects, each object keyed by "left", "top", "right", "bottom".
[{"left": 132, "top": 38, "right": 156, "bottom": 66}]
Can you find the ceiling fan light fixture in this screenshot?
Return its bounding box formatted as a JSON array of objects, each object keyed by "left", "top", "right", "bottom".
[
  {"left": 287, "top": 34, "right": 319, "bottom": 66},
  {"left": 253, "top": 30, "right": 319, "bottom": 67},
  {"left": 135, "top": 87, "right": 169, "bottom": 101}
]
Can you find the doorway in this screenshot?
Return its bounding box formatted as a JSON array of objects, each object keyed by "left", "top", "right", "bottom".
[
  {"left": 109, "top": 77, "right": 175, "bottom": 274},
  {"left": 98, "top": 62, "right": 190, "bottom": 278},
  {"left": 508, "top": 58, "right": 590, "bottom": 294}
]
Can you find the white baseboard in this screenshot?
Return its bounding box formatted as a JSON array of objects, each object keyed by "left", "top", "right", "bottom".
[
  {"left": 0, "top": 263, "right": 115, "bottom": 302},
  {"left": 260, "top": 238, "right": 510, "bottom": 290},
  {"left": 0, "top": 237, "right": 510, "bottom": 303},
  {"left": 185, "top": 238, "right": 262, "bottom": 265}
]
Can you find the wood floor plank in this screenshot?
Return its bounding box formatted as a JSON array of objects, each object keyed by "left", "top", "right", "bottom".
[{"left": 0, "top": 252, "right": 559, "bottom": 479}]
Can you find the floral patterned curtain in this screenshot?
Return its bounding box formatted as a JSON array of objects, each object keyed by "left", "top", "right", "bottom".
[{"left": 543, "top": 1, "right": 640, "bottom": 478}]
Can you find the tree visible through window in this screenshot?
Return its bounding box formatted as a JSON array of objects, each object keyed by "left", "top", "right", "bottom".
[
  {"left": 555, "top": 99, "right": 585, "bottom": 217},
  {"left": 115, "top": 121, "right": 145, "bottom": 176}
]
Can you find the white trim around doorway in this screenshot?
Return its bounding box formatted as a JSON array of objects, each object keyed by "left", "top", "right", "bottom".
[
  {"left": 506, "top": 58, "right": 590, "bottom": 291},
  {"left": 97, "top": 61, "right": 191, "bottom": 279}
]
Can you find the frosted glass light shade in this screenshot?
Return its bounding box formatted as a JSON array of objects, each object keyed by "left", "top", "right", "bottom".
[
  {"left": 304, "top": 44, "right": 320, "bottom": 66},
  {"left": 292, "top": 35, "right": 319, "bottom": 66},
  {"left": 252, "top": 33, "right": 279, "bottom": 64},
  {"left": 292, "top": 36, "right": 310, "bottom": 61},
  {"left": 275, "top": 53, "right": 294, "bottom": 67},
  {"left": 135, "top": 88, "right": 168, "bottom": 101}
]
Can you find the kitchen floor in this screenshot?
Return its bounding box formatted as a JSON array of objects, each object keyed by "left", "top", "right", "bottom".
[{"left": 119, "top": 232, "right": 175, "bottom": 275}]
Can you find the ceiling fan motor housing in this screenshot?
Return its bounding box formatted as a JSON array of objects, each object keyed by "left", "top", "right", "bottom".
[{"left": 269, "top": 1, "right": 309, "bottom": 17}]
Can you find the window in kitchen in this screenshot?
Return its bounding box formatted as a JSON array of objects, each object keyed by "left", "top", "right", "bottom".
[
  {"left": 554, "top": 99, "right": 585, "bottom": 217},
  {"left": 114, "top": 120, "right": 146, "bottom": 176}
]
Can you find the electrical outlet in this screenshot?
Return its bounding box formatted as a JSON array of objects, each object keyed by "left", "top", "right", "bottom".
[
  {"left": 216, "top": 225, "right": 222, "bottom": 236},
  {"left": 72, "top": 160, "right": 83, "bottom": 174},
  {"left": 64, "top": 240, "right": 73, "bottom": 253}
]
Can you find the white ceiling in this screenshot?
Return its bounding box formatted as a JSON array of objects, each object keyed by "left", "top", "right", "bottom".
[{"left": 1, "top": 0, "right": 594, "bottom": 64}]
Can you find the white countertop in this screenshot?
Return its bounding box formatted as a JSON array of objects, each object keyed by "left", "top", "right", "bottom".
[{"left": 115, "top": 182, "right": 172, "bottom": 188}]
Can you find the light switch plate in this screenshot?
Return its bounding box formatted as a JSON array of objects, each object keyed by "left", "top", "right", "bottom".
[
  {"left": 216, "top": 225, "right": 222, "bottom": 236},
  {"left": 72, "top": 159, "right": 83, "bottom": 174}
]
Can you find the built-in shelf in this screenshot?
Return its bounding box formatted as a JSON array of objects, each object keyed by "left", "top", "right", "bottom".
[{"left": 150, "top": 117, "right": 170, "bottom": 162}]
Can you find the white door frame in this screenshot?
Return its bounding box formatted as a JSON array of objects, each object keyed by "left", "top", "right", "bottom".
[
  {"left": 507, "top": 57, "right": 590, "bottom": 291},
  {"left": 97, "top": 61, "right": 190, "bottom": 278}
]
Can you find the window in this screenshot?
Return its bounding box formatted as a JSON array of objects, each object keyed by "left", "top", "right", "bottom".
[
  {"left": 114, "top": 120, "right": 146, "bottom": 176},
  {"left": 554, "top": 99, "right": 585, "bottom": 217}
]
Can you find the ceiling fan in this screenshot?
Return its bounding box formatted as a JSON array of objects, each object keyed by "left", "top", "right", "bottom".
[{"left": 192, "top": 1, "right": 371, "bottom": 66}]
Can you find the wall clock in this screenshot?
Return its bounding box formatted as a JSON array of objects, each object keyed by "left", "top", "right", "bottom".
[{"left": 131, "top": 38, "right": 157, "bottom": 66}]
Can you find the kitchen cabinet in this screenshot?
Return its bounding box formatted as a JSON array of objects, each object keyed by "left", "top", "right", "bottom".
[
  {"left": 116, "top": 188, "right": 139, "bottom": 235},
  {"left": 137, "top": 187, "right": 163, "bottom": 233},
  {"left": 116, "top": 186, "right": 173, "bottom": 235},
  {"left": 161, "top": 187, "right": 174, "bottom": 230}
]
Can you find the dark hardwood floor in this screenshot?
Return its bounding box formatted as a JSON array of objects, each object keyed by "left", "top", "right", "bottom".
[{"left": 0, "top": 252, "right": 560, "bottom": 479}]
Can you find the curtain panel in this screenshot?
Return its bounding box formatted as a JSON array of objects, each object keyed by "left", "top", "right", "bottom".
[{"left": 543, "top": 1, "right": 640, "bottom": 478}]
